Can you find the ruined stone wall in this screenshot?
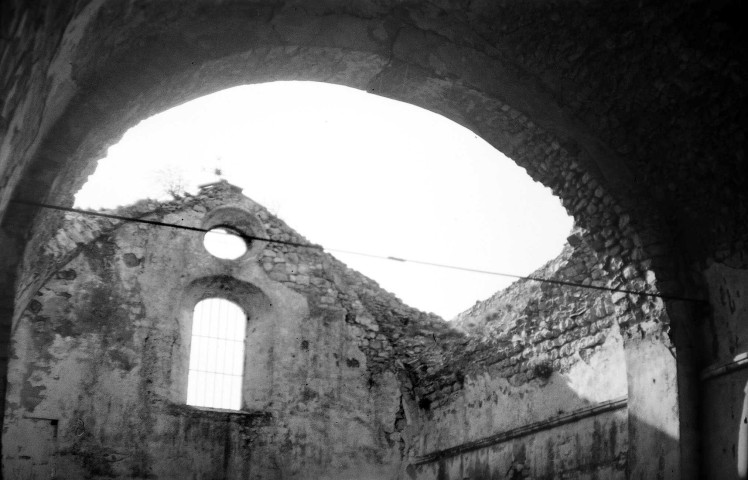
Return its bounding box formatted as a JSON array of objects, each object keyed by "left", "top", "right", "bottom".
[
  {"left": 2, "top": 187, "right": 375, "bottom": 477},
  {"left": 0, "top": 0, "right": 84, "bottom": 444},
  {"left": 5, "top": 184, "right": 653, "bottom": 479},
  {"left": 407, "top": 229, "right": 633, "bottom": 479},
  {"left": 2, "top": 2, "right": 747, "bottom": 477},
  {"left": 4, "top": 183, "right": 483, "bottom": 478}
]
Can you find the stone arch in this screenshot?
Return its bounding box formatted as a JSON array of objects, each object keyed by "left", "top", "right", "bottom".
[{"left": 0, "top": 2, "right": 699, "bottom": 478}]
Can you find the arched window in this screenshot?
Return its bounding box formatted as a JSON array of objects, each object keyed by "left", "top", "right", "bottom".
[{"left": 186, "top": 298, "right": 246, "bottom": 410}]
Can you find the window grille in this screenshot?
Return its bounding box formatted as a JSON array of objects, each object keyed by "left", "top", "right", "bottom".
[{"left": 186, "top": 298, "right": 246, "bottom": 410}]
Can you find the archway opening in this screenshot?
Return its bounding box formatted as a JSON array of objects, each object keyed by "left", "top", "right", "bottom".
[
  {"left": 74, "top": 81, "right": 573, "bottom": 320},
  {"left": 0, "top": 3, "right": 698, "bottom": 476}
]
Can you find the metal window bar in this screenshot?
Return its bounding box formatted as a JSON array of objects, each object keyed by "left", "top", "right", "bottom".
[{"left": 187, "top": 298, "right": 246, "bottom": 410}]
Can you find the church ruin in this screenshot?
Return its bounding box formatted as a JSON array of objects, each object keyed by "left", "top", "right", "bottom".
[
  {"left": 5, "top": 181, "right": 631, "bottom": 478},
  {"left": 1, "top": 1, "right": 746, "bottom": 478}
]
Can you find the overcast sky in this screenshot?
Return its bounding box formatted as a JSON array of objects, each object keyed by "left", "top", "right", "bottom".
[{"left": 75, "top": 81, "right": 573, "bottom": 320}]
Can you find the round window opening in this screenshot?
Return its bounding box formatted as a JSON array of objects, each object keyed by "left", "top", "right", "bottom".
[{"left": 203, "top": 227, "right": 248, "bottom": 259}]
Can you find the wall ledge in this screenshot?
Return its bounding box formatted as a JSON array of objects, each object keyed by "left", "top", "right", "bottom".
[
  {"left": 413, "top": 396, "right": 628, "bottom": 465},
  {"left": 701, "top": 352, "right": 748, "bottom": 381}
]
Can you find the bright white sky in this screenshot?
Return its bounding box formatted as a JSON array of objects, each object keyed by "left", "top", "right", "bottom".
[{"left": 75, "top": 81, "right": 573, "bottom": 320}]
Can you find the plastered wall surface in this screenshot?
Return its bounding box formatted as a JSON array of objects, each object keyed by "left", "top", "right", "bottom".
[
  {"left": 5, "top": 184, "right": 646, "bottom": 479},
  {"left": 699, "top": 256, "right": 748, "bottom": 479},
  {"left": 4, "top": 185, "right": 411, "bottom": 479},
  {"left": 409, "top": 232, "right": 631, "bottom": 479},
  {"left": 7, "top": 1, "right": 745, "bottom": 475}
]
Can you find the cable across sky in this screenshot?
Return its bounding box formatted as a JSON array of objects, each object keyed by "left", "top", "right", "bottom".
[{"left": 10, "top": 199, "right": 708, "bottom": 304}]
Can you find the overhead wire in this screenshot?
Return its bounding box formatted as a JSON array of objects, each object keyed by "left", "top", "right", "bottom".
[
  {"left": 9, "top": 199, "right": 708, "bottom": 304},
  {"left": 324, "top": 247, "right": 706, "bottom": 304},
  {"left": 10, "top": 199, "right": 318, "bottom": 250}
]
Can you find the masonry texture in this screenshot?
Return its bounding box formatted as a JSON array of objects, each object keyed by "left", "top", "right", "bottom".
[
  {"left": 1, "top": 1, "right": 746, "bottom": 478},
  {"left": 411, "top": 228, "right": 630, "bottom": 479},
  {"left": 4, "top": 183, "right": 633, "bottom": 479}
]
